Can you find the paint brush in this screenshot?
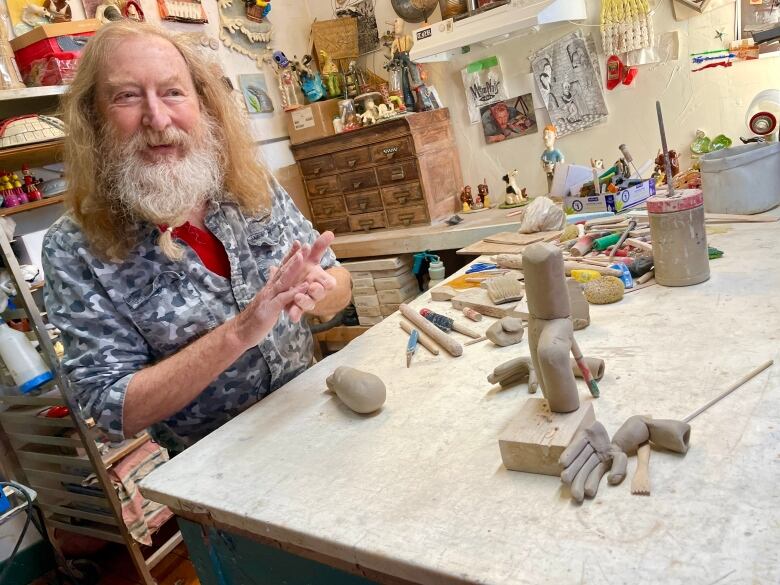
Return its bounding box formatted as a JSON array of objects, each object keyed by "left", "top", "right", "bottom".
[{"left": 571, "top": 338, "right": 600, "bottom": 397}]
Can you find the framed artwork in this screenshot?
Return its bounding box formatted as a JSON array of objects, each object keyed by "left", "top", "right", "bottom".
[
  {"left": 676, "top": 0, "right": 712, "bottom": 12},
  {"left": 479, "top": 94, "right": 537, "bottom": 144},
  {"left": 238, "top": 74, "right": 274, "bottom": 114},
  {"left": 736, "top": 0, "right": 780, "bottom": 58},
  {"left": 334, "top": 0, "right": 380, "bottom": 55}
]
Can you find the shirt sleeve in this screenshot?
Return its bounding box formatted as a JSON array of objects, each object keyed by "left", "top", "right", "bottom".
[
  {"left": 271, "top": 176, "right": 338, "bottom": 270},
  {"left": 42, "top": 224, "right": 150, "bottom": 443}
]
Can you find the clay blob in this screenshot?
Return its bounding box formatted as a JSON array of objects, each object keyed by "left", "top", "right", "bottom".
[
  {"left": 326, "top": 366, "right": 386, "bottom": 414},
  {"left": 486, "top": 317, "right": 525, "bottom": 347}
]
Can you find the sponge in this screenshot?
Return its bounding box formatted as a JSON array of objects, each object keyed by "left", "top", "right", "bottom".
[{"left": 584, "top": 276, "right": 624, "bottom": 304}]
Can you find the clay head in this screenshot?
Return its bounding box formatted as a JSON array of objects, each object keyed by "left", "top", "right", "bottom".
[
  {"left": 523, "top": 242, "right": 571, "bottom": 320},
  {"left": 543, "top": 125, "right": 557, "bottom": 149}
]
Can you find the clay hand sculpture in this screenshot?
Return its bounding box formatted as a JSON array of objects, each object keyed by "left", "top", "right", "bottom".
[
  {"left": 523, "top": 242, "right": 579, "bottom": 413},
  {"left": 326, "top": 366, "right": 386, "bottom": 414},
  {"left": 560, "top": 416, "right": 691, "bottom": 502},
  {"left": 488, "top": 356, "right": 604, "bottom": 394}
]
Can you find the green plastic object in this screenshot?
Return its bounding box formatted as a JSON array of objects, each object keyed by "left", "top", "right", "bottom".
[
  {"left": 593, "top": 233, "right": 622, "bottom": 251},
  {"left": 691, "top": 134, "right": 711, "bottom": 155},
  {"left": 710, "top": 134, "right": 733, "bottom": 151}
]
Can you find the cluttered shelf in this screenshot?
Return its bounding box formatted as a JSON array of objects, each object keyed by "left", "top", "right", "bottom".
[
  {"left": 0, "top": 194, "right": 64, "bottom": 216},
  {"left": 0, "top": 85, "right": 68, "bottom": 102},
  {"left": 0, "top": 138, "right": 64, "bottom": 171}
]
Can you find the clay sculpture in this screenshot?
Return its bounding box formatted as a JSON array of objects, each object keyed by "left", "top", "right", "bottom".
[
  {"left": 559, "top": 416, "right": 691, "bottom": 502},
  {"left": 486, "top": 317, "right": 525, "bottom": 347},
  {"left": 326, "top": 366, "right": 387, "bottom": 414},
  {"left": 567, "top": 279, "right": 590, "bottom": 330},
  {"left": 523, "top": 243, "right": 580, "bottom": 413},
  {"left": 488, "top": 356, "right": 604, "bottom": 393}
]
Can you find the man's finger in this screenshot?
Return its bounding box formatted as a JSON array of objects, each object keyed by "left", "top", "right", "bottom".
[
  {"left": 309, "top": 231, "right": 335, "bottom": 263},
  {"left": 293, "top": 292, "right": 316, "bottom": 312},
  {"left": 272, "top": 251, "right": 306, "bottom": 292},
  {"left": 306, "top": 282, "right": 326, "bottom": 302}
]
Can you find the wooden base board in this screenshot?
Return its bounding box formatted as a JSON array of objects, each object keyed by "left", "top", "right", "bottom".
[
  {"left": 451, "top": 288, "right": 528, "bottom": 319},
  {"left": 499, "top": 398, "right": 595, "bottom": 476}
]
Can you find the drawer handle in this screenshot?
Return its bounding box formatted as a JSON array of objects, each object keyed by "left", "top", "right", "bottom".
[
  {"left": 399, "top": 213, "right": 415, "bottom": 226},
  {"left": 322, "top": 205, "right": 334, "bottom": 216},
  {"left": 352, "top": 181, "right": 362, "bottom": 190},
  {"left": 385, "top": 151, "right": 396, "bottom": 159},
  {"left": 395, "top": 192, "right": 410, "bottom": 205},
  {"left": 357, "top": 198, "right": 368, "bottom": 211},
  {"left": 312, "top": 167, "right": 321, "bottom": 175},
  {"left": 391, "top": 169, "right": 405, "bottom": 181},
  {"left": 347, "top": 159, "right": 357, "bottom": 168},
  {"left": 358, "top": 219, "right": 375, "bottom": 231},
  {"left": 317, "top": 186, "right": 328, "bottom": 195}
]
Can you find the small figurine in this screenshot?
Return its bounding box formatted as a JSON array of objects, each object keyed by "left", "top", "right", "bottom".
[
  {"left": 42, "top": 0, "right": 71, "bottom": 23},
  {"left": 613, "top": 157, "right": 631, "bottom": 187},
  {"left": 355, "top": 92, "right": 381, "bottom": 126},
  {"left": 123, "top": 0, "right": 144, "bottom": 21},
  {"left": 245, "top": 0, "right": 271, "bottom": 22},
  {"left": 319, "top": 50, "right": 341, "bottom": 99},
  {"left": 295, "top": 54, "right": 326, "bottom": 103},
  {"left": 272, "top": 51, "right": 303, "bottom": 111},
  {"left": 500, "top": 169, "right": 527, "bottom": 207},
  {"left": 21, "top": 165, "right": 42, "bottom": 202},
  {"left": 477, "top": 179, "right": 490, "bottom": 208},
  {"left": 653, "top": 149, "right": 680, "bottom": 184},
  {"left": 540, "top": 125, "right": 564, "bottom": 192},
  {"left": 472, "top": 187, "right": 484, "bottom": 210},
  {"left": 377, "top": 102, "right": 395, "bottom": 119},
  {"left": 461, "top": 185, "right": 473, "bottom": 212}
]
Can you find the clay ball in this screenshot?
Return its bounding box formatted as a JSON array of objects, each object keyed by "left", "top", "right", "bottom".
[{"left": 584, "top": 276, "right": 624, "bottom": 304}]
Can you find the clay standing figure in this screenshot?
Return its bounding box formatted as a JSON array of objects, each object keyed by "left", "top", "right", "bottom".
[
  {"left": 501, "top": 169, "right": 527, "bottom": 206},
  {"left": 319, "top": 50, "right": 341, "bottom": 99},
  {"left": 540, "top": 125, "right": 564, "bottom": 193},
  {"left": 523, "top": 242, "right": 579, "bottom": 413},
  {"left": 653, "top": 149, "right": 680, "bottom": 184},
  {"left": 477, "top": 179, "right": 490, "bottom": 208},
  {"left": 460, "top": 185, "right": 473, "bottom": 212}
]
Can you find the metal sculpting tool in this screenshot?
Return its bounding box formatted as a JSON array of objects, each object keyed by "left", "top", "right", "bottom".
[{"left": 655, "top": 102, "right": 675, "bottom": 198}]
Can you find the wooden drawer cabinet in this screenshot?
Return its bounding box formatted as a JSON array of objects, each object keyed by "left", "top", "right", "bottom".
[
  {"left": 386, "top": 205, "right": 428, "bottom": 228},
  {"left": 370, "top": 137, "right": 413, "bottom": 163},
  {"left": 300, "top": 154, "right": 334, "bottom": 178},
  {"left": 292, "top": 109, "right": 462, "bottom": 236},
  {"left": 306, "top": 175, "right": 340, "bottom": 198},
  {"left": 381, "top": 183, "right": 424, "bottom": 207},
  {"left": 345, "top": 190, "right": 383, "bottom": 214},
  {"left": 348, "top": 211, "right": 386, "bottom": 232},
  {"left": 310, "top": 195, "right": 346, "bottom": 220}
]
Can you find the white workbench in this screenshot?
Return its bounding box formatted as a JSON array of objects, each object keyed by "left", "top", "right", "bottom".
[{"left": 141, "top": 219, "right": 780, "bottom": 585}]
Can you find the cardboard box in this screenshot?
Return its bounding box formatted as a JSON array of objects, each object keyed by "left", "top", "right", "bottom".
[
  {"left": 10, "top": 20, "right": 100, "bottom": 51},
  {"left": 564, "top": 179, "right": 656, "bottom": 215},
  {"left": 286, "top": 100, "right": 340, "bottom": 145}
]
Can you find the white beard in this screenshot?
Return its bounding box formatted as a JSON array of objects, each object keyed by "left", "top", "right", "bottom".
[{"left": 99, "top": 113, "right": 224, "bottom": 227}]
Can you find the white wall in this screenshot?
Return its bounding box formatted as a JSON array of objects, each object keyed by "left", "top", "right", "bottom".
[{"left": 307, "top": 0, "right": 780, "bottom": 198}]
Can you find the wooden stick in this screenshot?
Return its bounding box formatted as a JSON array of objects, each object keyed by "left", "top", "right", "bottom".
[
  {"left": 625, "top": 238, "right": 653, "bottom": 252},
  {"left": 399, "top": 304, "right": 463, "bottom": 357},
  {"left": 451, "top": 320, "right": 483, "bottom": 339},
  {"left": 464, "top": 336, "right": 487, "bottom": 346},
  {"left": 505, "top": 208, "right": 525, "bottom": 217},
  {"left": 399, "top": 320, "right": 439, "bottom": 356},
  {"left": 683, "top": 360, "right": 774, "bottom": 423},
  {"left": 636, "top": 270, "right": 655, "bottom": 285},
  {"left": 495, "top": 253, "right": 623, "bottom": 277}
]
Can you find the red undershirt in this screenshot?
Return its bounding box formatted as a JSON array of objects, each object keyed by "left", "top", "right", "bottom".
[{"left": 161, "top": 222, "right": 231, "bottom": 278}]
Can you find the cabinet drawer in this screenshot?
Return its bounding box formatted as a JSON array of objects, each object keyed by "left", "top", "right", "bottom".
[
  {"left": 344, "top": 189, "right": 383, "bottom": 214},
  {"left": 386, "top": 205, "right": 429, "bottom": 228},
  {"left": 333, "top": 147, "right": 371, "bottom": 171},
  {"left": 381, "top": 182, "right": 424, "bottom": 208},
  {"left": 340, "top": 168, "right": 378, "bottom": 193},
  {"left": 315, "top": 217, "right": 350, "bottom": 235},
  {"left": 306, "top": 175, "right": 340, "bottom": 198},
  {"left": 310, "top": 195, "right": 346, "bottom": 220},
  {"left": 370, "top": 137, "right": 413, "bottom": 163},
  {"left": 348, "top": 211, "right": 387, "bottom": 232},
  {"left": 376, "top": 160, "right": 419, "bottom": 185},
  {"left": 300, "top": 155, "right": 335, "bottom": 178}
]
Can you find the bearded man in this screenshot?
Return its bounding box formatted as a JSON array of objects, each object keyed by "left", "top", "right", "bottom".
[{"left": 42, "top": 22, "right": 352, "bottom": 455}]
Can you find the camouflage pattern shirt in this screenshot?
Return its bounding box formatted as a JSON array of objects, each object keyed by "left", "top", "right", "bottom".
[{"left": 42, "top": 183, "right": 336, "bottom": 454}]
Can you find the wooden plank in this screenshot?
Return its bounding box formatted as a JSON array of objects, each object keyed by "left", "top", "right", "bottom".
[
  {"left": 39, "top": 503, "right": 118, "bottom": 526},
  {"left": 146, "top": 531, "right": 184, "bottom": 570},
  {"left": 8, "top": 433, "right": 82, "bottom": 448},
  {"left": 45, "top": 517, "right": 124, "bottom": 544},
  {"left": 450, "top": 288, "right": 528, "bottom": 319},
  {"left": 498, "top": 399, "right": 595, "bottom": 476},
  {"left": 457, "top": 240, "right": 527, "bottom": 256},
  {"left": 482, "top": 230, "right": 561, "bottom": 245},
  {"left": 103, "top": 433, "right": 150, "bottom": 467},
  {"left": 341, "top": 256, "right": 412, "bottom": 272},
  {"left": 26, "top": 468, "right": 92, "bottom": 486},
  {"left": 0, "top": 409, "right": 74, "bottom": 428},
  {"left": 0, "top": 85, "right": 68, "bottom": 102},
  {"left": 314, "top": 326, "right": 370, "bottom": 344},
  {"left": 18, "top": 450, "right": 93, "bottom": 467},
  {"left": 32, "top": 485, "right": 111, "bottom": 508}
]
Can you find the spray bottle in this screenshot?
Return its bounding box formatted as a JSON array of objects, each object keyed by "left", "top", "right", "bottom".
[{"left": 0, "top": 321, "right": 53, "bottom": 394}]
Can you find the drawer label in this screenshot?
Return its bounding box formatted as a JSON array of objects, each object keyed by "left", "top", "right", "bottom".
[
  {"left": 382, "top": 146, "right": 399, "bottom": 154},
  {"left": 292, "top": 107, "right": 315, "bottom": 130}
]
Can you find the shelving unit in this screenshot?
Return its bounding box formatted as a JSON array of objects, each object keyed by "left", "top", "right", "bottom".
[
  {"left": 0, "top": 139, "right": 64, "bottom": 171},
  {"left": 0, "top": 194, "right": 64, "bottom": 217}
]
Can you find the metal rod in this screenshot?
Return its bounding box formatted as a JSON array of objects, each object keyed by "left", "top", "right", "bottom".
[
  {"left": 655, "top": 101, "right": 676, "bottom": 198},
  {"left": 683, "top": 360, "right": 774, "bottom": 423}
]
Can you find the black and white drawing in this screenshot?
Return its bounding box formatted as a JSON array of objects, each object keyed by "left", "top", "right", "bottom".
[
  {"left": 531, "top": 31, "right": 608, "bottom": 137},
  {"left": 335, "top": 0, "right": 380, "bottom": 55}
]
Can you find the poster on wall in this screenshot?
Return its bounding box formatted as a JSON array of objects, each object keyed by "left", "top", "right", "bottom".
[
  {"left": 335, "top": 0, "right": 380, "bottom": 55},
  {"left": 736, "top": 0, "right": 780, "bottom": 57},
  {"left": 461, "top": 56, "right": 508, "bottom": 125},
  {"left": 479, "top": 94, "right": 537, "bottom": 144},
  {"left": 530, "top": 31, "right": 608, "bottom": 138},
  {"left": 238, "top": 74, "right": 274, "bottom": 114}
]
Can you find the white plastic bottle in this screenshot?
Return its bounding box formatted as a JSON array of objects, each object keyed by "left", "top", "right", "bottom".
[
  {"left": 0, "top": 322, "right": 53, "bottom": 394},
  {"left": 428, "top": 258, "right": 446, "bottom": 289}
]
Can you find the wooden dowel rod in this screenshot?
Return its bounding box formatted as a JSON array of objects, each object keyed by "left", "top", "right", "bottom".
[
  {"left": 683, "top": 360, "right": 774, "bottom": 423},
  {"left": 400, "top": 305, "right": 463, "bottom": 357},
  {"left": 400, "top": 320, "right": 439, "bottom": 355}
]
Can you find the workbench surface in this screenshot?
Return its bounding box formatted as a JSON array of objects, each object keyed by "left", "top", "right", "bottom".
[{"left": 141, "top": 220, "right": 780, "bottom": 585}]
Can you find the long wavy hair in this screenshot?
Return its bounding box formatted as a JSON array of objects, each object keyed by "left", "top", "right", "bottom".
[{"left": 62, "top": 20, "right": 270, "bottom": 260}]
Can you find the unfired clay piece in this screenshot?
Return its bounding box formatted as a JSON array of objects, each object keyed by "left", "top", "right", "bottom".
[
  {"left": 523, "top": 243, "right": 579, "bottom": 414},
  {"left": 326, "top": 366, "right": 387, "bottom": 414},
  {"left": 486, "top": 317, "right": 525, "bottom": 347},
  {"left": 570, "top": 357, "right": 605, "bottom": 381},
  {"left": 567, "top": 278, "right": 590, "bottom": 330},
  {"left": 487, "top": 356, "right": 537, "bottom": 391},
  {"left": 584, "top": 276, "right": 624, "bottom": 304}
]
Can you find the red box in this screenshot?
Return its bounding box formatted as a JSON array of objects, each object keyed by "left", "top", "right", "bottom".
[{"left": 11, "top": 20, "right": 99, "bottom": 80}]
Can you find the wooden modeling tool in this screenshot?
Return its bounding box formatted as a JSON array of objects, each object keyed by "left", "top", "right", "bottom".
[
  {"left": 462, "top": 307, "right": 482, "bottom": 321},
  {"left": 419, "top": 308, "right": 482, "bottom": 339},
  {"left": 406, "top": 329, "right": 418, "bottom": 368},
  {"left": 570, "top": 337, "right": 600, "bottom": 397},
  {"left": 399, "top": 304, "right": 463, "bottom": 357},
  {"left": 464, "top": 336, "right": 488, "bottom": 346},
  {"left": 683, "top": 359, "right": 774, "bottom": 423},
  {"left": 399, "top": 320, "right": 439, "bottom": 355},
  {"left": 631, "top": 442, "right": 651, "bottom": 495}
]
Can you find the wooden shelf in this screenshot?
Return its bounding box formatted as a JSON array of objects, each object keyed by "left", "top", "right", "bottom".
[
  {"left": 0, "top": 85, "right": 68, "bottom": 102},
  {"left": 0, "top": 138, "right": 64, "bottom": 170},
  {"left": 103, "top": 433, "right": 150, "bottom": 467},
  {"left": 0, "top": 194, "right": 64, "bottom": 217}
]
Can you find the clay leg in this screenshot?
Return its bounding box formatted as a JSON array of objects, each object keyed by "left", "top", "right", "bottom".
[
  {"left": 584, "top": 461, "right": 610, "bottom": 497},
  {"left": 570, "top": 357, "right": 606, "bottom": 381},
  {"left": 646, "top": 419, "right": 691, "bottom": 454},
  {"left": 610, "top": 415, "right": 650, "bottom": 455},
  {"left": 536, "top": 318, "right": 579, "bottom": 413}
]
